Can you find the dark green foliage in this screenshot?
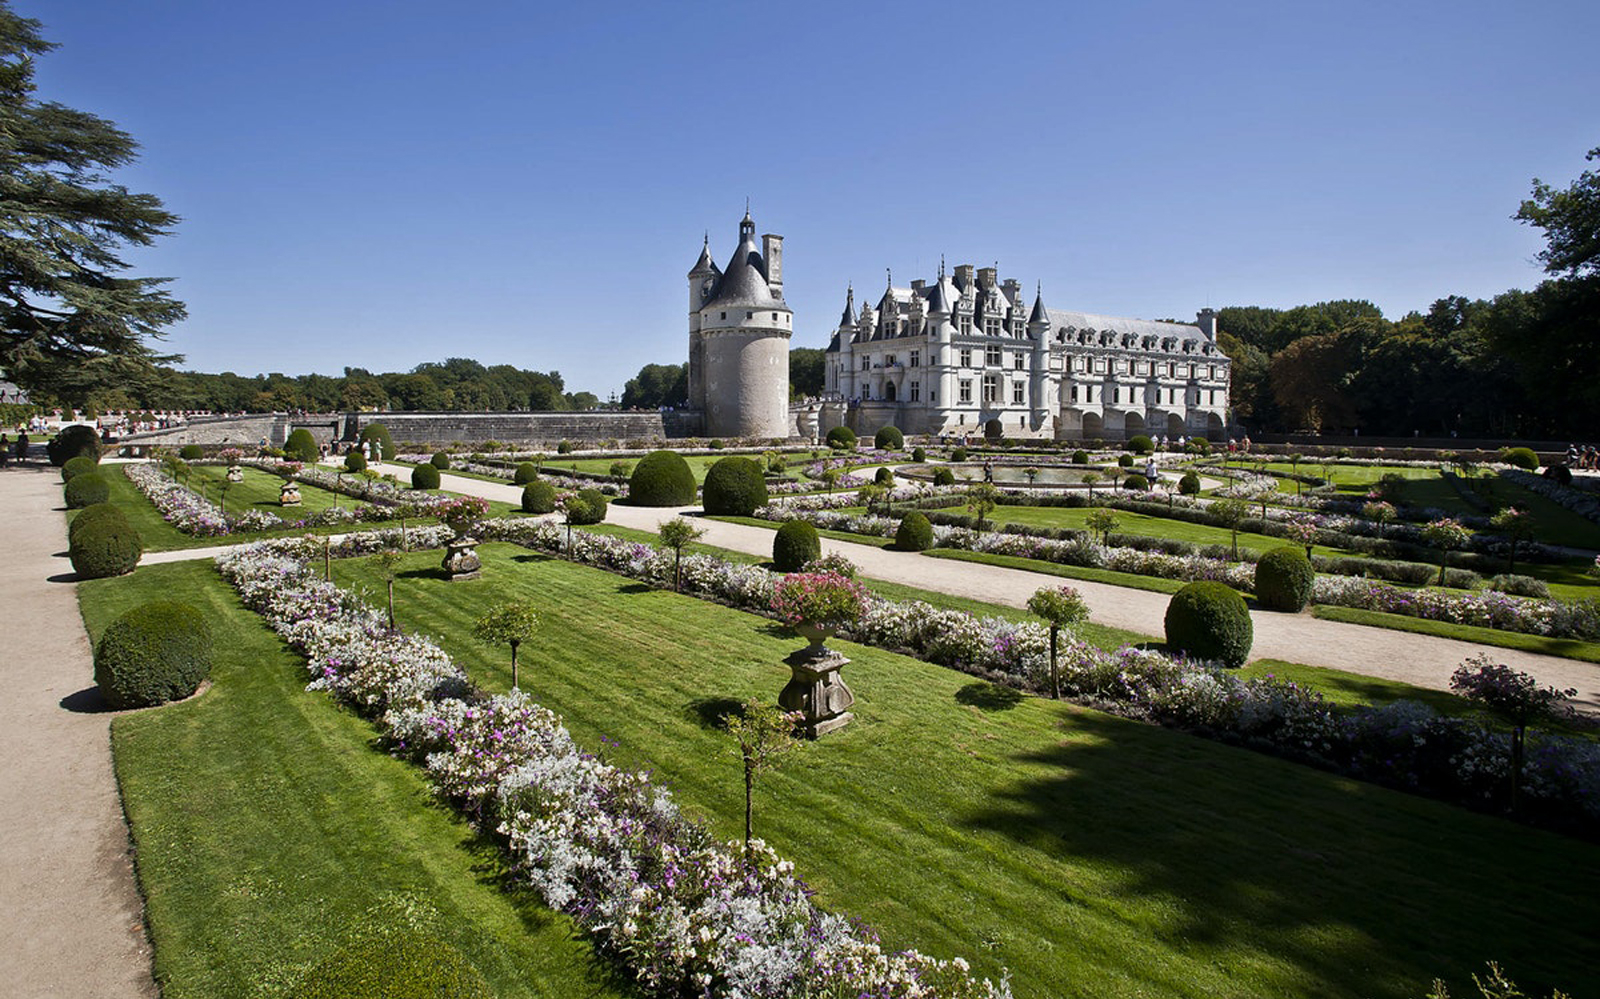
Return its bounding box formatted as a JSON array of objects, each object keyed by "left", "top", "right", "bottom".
[
  {"left": 343, "top": 451, "right": 366, "bottom": 473},
  {"left": 826, "top": 426, "right": 857, "bottom": 450},
  {"left": 1255, "top": 547, "right": 1315, "bottom": 612},
  {"left": 284, "top": 429, "right": 318, "bottom": 463},
  {"left": 69, "top": 502, "right": 128, "bottom": 547},
  {"left": 702, "top": 456, "right": 769, "bottom": 516},
  {"left": 179, "top": 444, "right": 203, "bottom": 460},
  {"left": 874, "top": 466, "right": 894, "bottom": 485},
  {"left": 557, "top": 440, "right": 573, "bottom": 454},
  {"left": 411, "top": 463, "right": 440, "bottom": 490},
  {"left": 1072, "top": 450, "right": 1089, "bottom": 464},
  {"left": 895, "top": 511, "right": 934, "bottom": 551},
  {"left": 950, "top": 446, "right": 968, "bottom": 462},
  {"left": 68, "top": 512, "right": 141, "bottom": 579},
  {"left": 773, "top": 520, "right": 821, "bottom": 571},
  {"left": 1122, "top": 473, "right": 1149, "bottom": 492},
  {"left": 357, "top": 423, "right": 395, "bottom": 459},
  {"left": 286, "top": 931, "right": 491, "bottom": 999},
  {"left": 1179, "top": 471, "right": 1202, "bottom": 495},
  {"left": 62, "top": 454, "right": 98, "bottom": 481},
  {"left": 1544, "top": 464, "right": 1573, "bottom": 485},
  {"left": 1117, "top": 454, "right": 1134, "bottom": 468},
  {"left": 874, "top": 425, "right": 904, "bottom": 450},
  {"left": 1127, "top": 434, "right": 1154, "bottom": 455},
  {"left": 628, "top": 450, "right": 696, "bottom": 506},
  {"left": 429, "top": 451, "right": 452, "bottom": 470},
  {"left": 513, "top": 462, "right": 539, "bottom": 484},
  {"left": 47, "top": 424, "right": 100, "bottom": 466},
  {"left": 709, "top": 439, "right": 725, "bottom": 449},
  {"left": 94, "top": 601, "right": 211, "bottom": 709},
  {"left": 933, "top": 468, "right": 956, "bottom": 486},
  {"left": 1164, "top": 582, "right": 1253, "bottom": 667},
  {"left": 64, "top": 471, "right": 109, "bottom": 508},
  {"left": 912, "top": 447, "right": 926, "bottom": 462},
  {"left": 566, "top": 487, "right": 608, "bottom": 525},
  {"left": 1500, "top": 447, "right": 1539, "bottom": 471},
  {"left": 521, "top": 480, "right": 556, "bottom": 514}
]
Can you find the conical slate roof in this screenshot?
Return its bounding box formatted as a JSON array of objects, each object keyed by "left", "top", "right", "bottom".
[
  {"left": 705, "top": 221, "right": 784, "bottom": 311},
  {"left": 1029, "top": 284, "right": 1049, "bottom": 324},
  {"left": 688, "top": 236, "right": 720, "bottom": 278}
]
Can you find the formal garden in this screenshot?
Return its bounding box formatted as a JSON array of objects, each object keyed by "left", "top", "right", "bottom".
[{"left": 45, "top": 423, "right": 1597, "bottom": 998}]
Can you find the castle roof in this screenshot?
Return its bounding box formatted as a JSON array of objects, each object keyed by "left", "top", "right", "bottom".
[
  {"left": 1045, "top": 309, "right": 1207, "bottom": 343},
  {"left": 704, "top": 218, "right": 786, "bottom": 312},
  {"left": 688, "top": 237, "right": 720, "bottom": 279}
]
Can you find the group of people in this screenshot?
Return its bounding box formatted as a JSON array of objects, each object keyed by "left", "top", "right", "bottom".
[
  {"left": 1565, "top": 444, "right": 1598, "bottom": 470},
  {"left": 0, "top": 431, "right": 29, "bottom": 468}
]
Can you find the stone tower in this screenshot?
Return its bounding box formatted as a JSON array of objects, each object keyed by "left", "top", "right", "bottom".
[{"left": 687, "top": 211, "right": 792, "bottom": 438}]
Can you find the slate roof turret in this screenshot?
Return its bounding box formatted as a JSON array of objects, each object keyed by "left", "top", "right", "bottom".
[{"left": 704, "top": 214, "right": 786, "bottom": 312}]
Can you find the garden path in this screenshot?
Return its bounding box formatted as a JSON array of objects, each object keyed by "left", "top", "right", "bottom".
[
  {"left": 0, "top": 464, "right": 155, "bottom": 997},
  {"left": 372, "top": 464, "right": 1599, "bottom": 715}
]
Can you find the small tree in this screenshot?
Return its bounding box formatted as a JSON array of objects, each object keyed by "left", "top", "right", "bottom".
[
  {"left": 856, "top": 482, "right": 887, "bottom": 516},
  {"left": 1362, "top": 500, "right": 1397, "bottom": 539},
  {"left": 1027, "top": 585, "right": 1089, "bottom": 699},
  {"left": 1490, "top": 507, "right": 1536, "bottom": 573},
  {"left": 724, "top": 699, "right": 801, "bottom": 849},
  {"left": 1023, "top": 465, "right": 1040, "bottom": 487},
  {"left": 370, "top": 548, "right": 404, "bottom": 631},
  {"left": 821, "top": 467, "right": 842, "bottom": 494},
  {"left": 1422, "top": 517, "right": 1471, "bottom": 585},
  {"left": 473, "top": 602, "right": 540, "bottom": 689},
  {"left": 1210, "top": 496, "right": 1250, "bottom": 561},
  {"left": 1085, "top": 506, "right": 1118, "bottom": 545},
  {"left": 966, "top": 482, "right": 1000, "bottom": 533},
  {"left": 1082, "top": 471, "right": 1100, "bottom": 498},
  {"left": 656, "top": 517, "right": 705, "bottom": 592},
  {"left": 1449, "top": 656, "right": 1575, "bottom": 814},
  {"left": 1284, "top": 514, "right": 1319, "bottom": 559}
]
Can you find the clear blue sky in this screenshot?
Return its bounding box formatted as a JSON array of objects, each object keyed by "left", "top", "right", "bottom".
[{"left": 21, "top": 0, "right": 1600, "bottom": 398}]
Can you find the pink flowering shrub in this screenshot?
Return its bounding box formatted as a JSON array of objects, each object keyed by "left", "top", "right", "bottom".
[{"left": 770, "top": 572, "right": 870, "bottom": 627}]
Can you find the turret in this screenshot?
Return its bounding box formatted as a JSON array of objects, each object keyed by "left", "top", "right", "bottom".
[
  {"left": 1196, "top": 307, "right": 1218, "bottom": 342},
  {"left": 688, "top": 234, "right": 720, "bottom": 315}
]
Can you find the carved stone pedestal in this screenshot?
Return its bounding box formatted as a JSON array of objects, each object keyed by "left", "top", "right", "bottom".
[
  {"left": 779, "top": 644, "right": 854, "bottom": 738},
  {"left": 280, "top": 483, "right": 302, "bottom": 506},
  {"left": 226, "top": 465, "right": 244, "bottom": 483},
  {"left": 443, "top": 537, "right": 482, "bottom": 581}
]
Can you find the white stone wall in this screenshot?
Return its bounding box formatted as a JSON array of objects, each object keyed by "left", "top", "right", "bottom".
[{"left": 701, "top": 328, "right": 791, "bottom": 438}]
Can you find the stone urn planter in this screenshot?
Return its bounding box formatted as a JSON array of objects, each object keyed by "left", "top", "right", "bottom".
[
  {"left": 226, "top": 464, "right": 245, "bottom": 483},
  {"left": 778, "top": 628, "right": 854, "bottom": 738},
  {"left": 442, "top": 537, "right": 482, "bottom": 581},
  {"left": 279, "top": 482, "right": 302, "bottom": 506}
]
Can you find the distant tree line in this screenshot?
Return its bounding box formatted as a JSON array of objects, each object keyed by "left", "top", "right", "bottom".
[{"left": 618, "top": 348, "right": 827, "bottom": 410}]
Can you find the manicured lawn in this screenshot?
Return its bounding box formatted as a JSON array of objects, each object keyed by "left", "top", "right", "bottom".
[
  {"left": 1312, "top": 604, "right": 1600, "bottom": 664},
  {"left": 706, "top": 513, "right": 896, "bottom": 548},
  {"left": 925, "top": 547, "right": 1191, "bottom": 595},
  {"left": 328, "top": 543, "right": 1597, "bottom": 999},
  {"left": 1399, "top": 474, "right": 1600, "bottom": 550},
  {"left": 80, "top": 561, "right": 625, "bottom": 999}
]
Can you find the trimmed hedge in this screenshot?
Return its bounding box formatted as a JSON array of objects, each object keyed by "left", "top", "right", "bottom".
[
  {"left": 64, "top": 471, "right": 110, "bottom": 509},
  {"left": 179, "top": 444, "right": 204, "bottom": 460},
  {"left": 628, "top": 450, "right": 696, "bottom": 506},
  {"left": 874, "top": 426, "right": 904, "bottom": 450},
  {"left": 94, "top": 601, "right": 212, "bottom": 709},
  {"left": 566, "top": 487, "right": 608, "bottom": 525},
  {"left": 950, "top": 447, "right": 968, "bottom": 462},
  {"left": 1501, "top": 446, "right": 1539, "bottom": 471},
  {"left": 773, "top": 519, "right": 821, "bottom": 571},
  {"left": 429, "top": 451, "right": 452, "bottom": 470},
  {"left": 343, "top": 450, "right": 367, "bottom": 473},
  {"left": 911, "top": 447, "right": 926, "bottom": 462},
  {"left": 1127, "top": 434, "right": 1154, "bottom": 455},
  {"left": 287, "top": 931, "right": 491, "bottom": 999},
  {"left": 358, "top": 422, "right": 396, "bottom": 460},
  {"left": 1122, "top": 473, "right": 1149, "bottom": 492},
  {"left": 1117, "top": 454, "right": 1134, "bottom": 468},
  {"left": 895, "top": 511, "right": 934, "bottom": 551},
  {"left": 702, "top": 456, "right": 768, "bottom": 516},
  {"left": 411, "top": 463, "right": 441, "bottom": 490},
  {"left": 826, "top": 426, "right": 857, "bottom": 450},
  {"left": 874, "top": 466, "right": 893, "bottom": 485},
  {"left": 933, "top": 467, "right": 956, "bottom": 486},
  {"left": 69, "top": 513, "right": 142, "bottom": 579},
  {"left": 284, "top": 428, "right": 319, "bottom": 463},
  {"left": 521, "top": 480, "right": 557, "bottom": 514},
  {"left": 557, "top": 440, "right": 574, "bottom": 454},
  {"left": 1178, "top": 471, "right": 1201, "bottom": 495},
  {"left": 69, "top": 502, "right": 129, "bottom": 547},
  {"left": 1163, "top": 582, "right": 1253, "bottom": 667},
  {"left": 513, "top": 462, "right": 539, "bottom": 485},
  {"left": 1255, "top": 546, "right": 1314, "bottom": 612},
  {"left": 47, "top": 424, "right": 101, "bottom": 466},
  {"left": 1072, "top": 450, "right": 1089, "bottom": 464},
  {"left": 62, "top": 454, "right": 99, "bottom": 482}
]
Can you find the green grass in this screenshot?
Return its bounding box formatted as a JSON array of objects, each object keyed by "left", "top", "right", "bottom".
[
  {"left": 937, "top": 503, "right": 1357, "bottom": 559},
  {"left": 322, "top": 544, "right": 1595, "bottom": 999},
  {"left": 80, "top": 560, "right": 627, "bottom": 999},
  {"left": 706, "top": 514, "right": 896, "bottom": 548},
  {"left": 1312, "top": 604, "right": 1600, "bottom": 663},
  {"left": 925, "top": 547, "right": 1191, "bottom": 595}
]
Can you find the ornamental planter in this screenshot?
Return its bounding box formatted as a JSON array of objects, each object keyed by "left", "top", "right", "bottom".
[
  {"left": 279, "top": 482, "right": 302, "bottom": 506},
  {"left": 226, "top": 465, "right": 245, "bottom": 483},
  {"left": 443, "top": 537, "right": 482, "bottom": 581},
  {"left": 779, "top": 624, "right": 854, "bottom": 738}
]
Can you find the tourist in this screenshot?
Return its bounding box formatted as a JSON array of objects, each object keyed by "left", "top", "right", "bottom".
[
  {"left": 14, "top": 430, "right": 27, "bottom": 463},
  {"left": 0, "top": 433, "right": 8, "bottom": 468},
  {"left": 983, "top": 460, "right": 993, "bottom": 483}
]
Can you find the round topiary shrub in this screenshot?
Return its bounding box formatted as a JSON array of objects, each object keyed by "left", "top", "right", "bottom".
[
  {"left": 93, "top": 601, "right": 212, "bottom": 709},
  {"left": 1122, "top": 473, "right": 1149, "bottom": 492},
  {"left": 513, "top": 462, "right": 539, "bottom": 485},
  {"left": 70, "top": 502, "right": 130, "bottom": 547},
  {"left": 874, "top": 466, "right": 894, "bottom": 485},
  {"left": 429, "top": 451, "right": 452, "bottom": 470},
  {"left": 179, "top": 444, "right": 204, "bottom": 461},
  {"left": 709, "top": 439, "right": 725, "bottom": 450},
  {"left": 411, "top": 463, "right": 440, "bottom": 490},
  {"left": 1544, "top": 464, "right": 1573, "bottom": 485},
  {"left": 895, "top": 511, "right": 934, "bottom": 551},
  {"left": 358, "top": 422, "right": 396, "bottom": 460},
  {"left": 933, "top": 467, "right": 956, "bottom": 486},
  {"left": 521, "top": 480, "right": 557, "bottom": 514},
  {"left": 557, "top": 440, "right": 574, "bottom": 454},
  {"left": 287, "top": 931, "right": 492, "bottom": 999},
  {"left": 1072, "top": 449, "right": 1089, "bottom": 464},
  {"left": 1179, "top": 470, "right": 1201, "bottom": 495},
  {"left": 912, "top": 447, "right": 926, "bottom": 463},
  {"left": 1117, "top": 454, "right": 1134, "bottom": 468},
  {"left": 874, "top": 425, "right": 904, "bottom": 450},
  {"left": 284, "top": 428, "right": 319, "bottom": 463},
  {"left": 773, "top": 519, "right": 821, "bottom": 572},
  {"left": 69, "top": 514, "right": 142, "bottom": 579},
  {"left": 1163, "top": 581, "right": 1253, "bottom": 667},
  {"left": 826, "top": 426, "right": 857, "bottom": 450},
  {"left": 566, "top": 487, "right": 609, "bottom": 525},
  {"left": 343, "top": 450, "right": 367, "bottom": 473},
  {"left": 950, "top": 446, "right": 968, "bottom": 462},
  {"left": 62, "top": 454, "right": 99, "bottom": 482},
  {"left": 1128, "top": 434, "right": 1154, "bottom": 455},
  {"left": 1255, "top": 546, "right": 1315, "bottom": 612},
  {"left": 628, "top": 450, "right": 696, "bottom": 506},
  {"left": 702, "top": 456, "right": 769, "bottom": 516},
  {"left": 1501, "top": 446, "right": 1539, "bottom": 471},
  {"left": 64, "top": 471, "right": 110, "bottom": 509},
  {"left": 47, "top": 424, "right": 101, "bottom": 466}
]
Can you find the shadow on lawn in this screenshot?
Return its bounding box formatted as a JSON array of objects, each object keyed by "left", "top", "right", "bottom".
[
  {"left": 963, "top": 708, "right": 1590, "bottom": 999},
  {"left": 684, "top": 696, "right": 745, "bottom": 730},
  {"left": 954, "top": 681, "right": 1024, "bottom": 711}
]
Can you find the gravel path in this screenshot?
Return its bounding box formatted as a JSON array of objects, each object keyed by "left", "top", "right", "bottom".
[{"left": 0, "top": 465, "right": 155, "bottom": 997}]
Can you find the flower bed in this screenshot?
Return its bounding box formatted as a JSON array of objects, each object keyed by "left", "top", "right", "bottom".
[
  {"left": 214, "top": 541, "right": 1008, "bottom": 998},
  {"left": 1312, "top": 575, "right": 1600, "bottom": 641}
]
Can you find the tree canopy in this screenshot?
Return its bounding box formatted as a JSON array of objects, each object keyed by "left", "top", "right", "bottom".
[
  {"left": 1515, "top": 145, "right": 1600, "bottom": 278},
  {"left": 0, "top": 5, "right": 185, "bottom": 399}
]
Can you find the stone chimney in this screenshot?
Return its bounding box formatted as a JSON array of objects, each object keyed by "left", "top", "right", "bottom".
[
  {"left": 1195, "top": 307, "right": 1218, "bottom": 341},
  {"left": 977, "top": 266, "right": 997, "bottom": 290},
  {"left": 954, "top": 263, "right": 975, "bottom": 291},
  {"left": 762, "top": 233, "right": 784, "bottom": 296}
]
